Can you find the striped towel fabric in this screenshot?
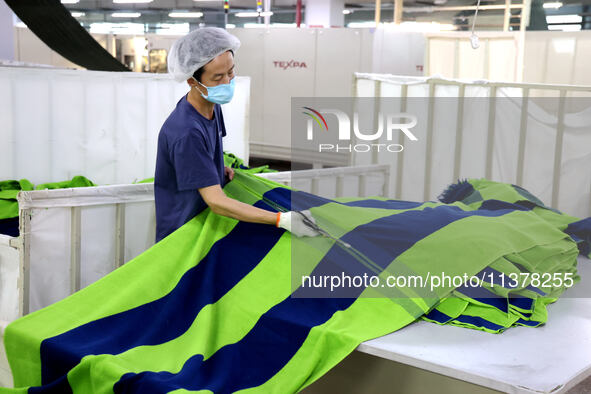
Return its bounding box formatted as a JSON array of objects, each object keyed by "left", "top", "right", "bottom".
[{"left": 1, "top": 171, "right": 589, "bottom": 393}]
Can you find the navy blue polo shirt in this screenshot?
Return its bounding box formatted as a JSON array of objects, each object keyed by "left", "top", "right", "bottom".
[{"left": 154, "top": 94, "right": 227, "bottom": 242}]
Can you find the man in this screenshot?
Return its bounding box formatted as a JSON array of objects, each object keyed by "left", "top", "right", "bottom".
[{"left": 155, "top": 27, "right": 318, "bottom": 242}]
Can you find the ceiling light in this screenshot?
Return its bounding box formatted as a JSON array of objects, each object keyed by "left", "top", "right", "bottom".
[
  {"left": 236, "top": 12, "right": 260, "bottom": 17},
  {"left": 155, "top": 23, "right": 190, "bottom": 35},
  {"left": 225, "top": 23, "right": 236, "bottom": 28},
  {"left": 111, "top": 12, "right": 142, "bottom": 18},
  {"left": 343, "top": 9, "right": 352, "bottom": 14},
  {"left": 543, "top": 2, "right": 563, "bottom": 8},
  {"left": 169, "top": 12, "right": 203, "bottom": 18},
  {"left": 90, "top": 22, "right": 144, "bottom": 34},
  {"left": 270, "top": 23, "right": 298, "bottom": 27},
  {"left": 546, "top": 14, "right": 582, "bottom": 24},
  {"left": 61, "top": 0, "right": 80, "bottom": 3},
  {"left": 548, "top": 24, "right": 582, "bottom": 31},
  {"left": 236, "top": 11, "right": 273, "bottom": 17},
  {"left": 347, "top": 21, "right": 456, "bottom": 31},
  {"left": 71, "top": 12, "right": 85, "bottom": 17},
  {"left": 113, "top": 0, "right": 152, "bottom": 3}
]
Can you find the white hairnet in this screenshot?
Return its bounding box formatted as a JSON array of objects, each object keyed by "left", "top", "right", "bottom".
[{"left": 168, "top": 27, "right": 241, "bottom": 82}]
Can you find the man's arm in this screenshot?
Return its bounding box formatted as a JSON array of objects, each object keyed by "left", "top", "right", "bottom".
[{"left": 198, "top": 184, "right": 277, "bottom": 225}]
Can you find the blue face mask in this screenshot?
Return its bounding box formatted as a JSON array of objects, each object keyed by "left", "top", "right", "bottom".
[{"left": 194, "top": 77, "right": 235, "bottom": 105}]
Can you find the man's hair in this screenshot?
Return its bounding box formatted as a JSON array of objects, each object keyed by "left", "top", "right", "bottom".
[{"left": 192, "top": 49, "right": 234, "bottom": 82}]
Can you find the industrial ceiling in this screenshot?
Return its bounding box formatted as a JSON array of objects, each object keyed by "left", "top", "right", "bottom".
[{"left": 55, "top": 0, "right": 590, "bottom": 31}]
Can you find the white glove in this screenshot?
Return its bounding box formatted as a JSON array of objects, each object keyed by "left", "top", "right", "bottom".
[{"left": 276, "top": 210, "right": 321, "bottom": 237}]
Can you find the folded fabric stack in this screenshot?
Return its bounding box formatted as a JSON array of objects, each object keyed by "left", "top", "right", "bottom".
[
  {"left": 422, "top": 178, "right": 590, "bottom": 333},
  {"left": 0, "top": 176, "right": 95, "bottom": 237},
  {"left": 223, "top": 151, "right": 278, "bottom": 174}
]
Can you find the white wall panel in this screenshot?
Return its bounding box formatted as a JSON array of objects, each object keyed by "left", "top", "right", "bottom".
[
  {"left": 522, "top": 35, "right": 548, "bottom": 84},
  {"left": 0, "top": 66, "right": 250, "bottom": 184},
  {"left": 427, "top": 33, "right": 519, "bottom": 82},
  {"left": 487, "top": 39, "right": 517, "bottom": 82},
  {"left": 372, "top": 30, "right": 425, "bottom": 76},
  {"left": 231, "top": 29, "right": 265, "bottom": 147},
  {"left": 12, "top": 27, "right": 426, "bottom": 165},
  {"left": 428, "top": 38, "right": 457, "bottom": 78},
  {"left": 315, "top": 29, "right": 363, "bottom": 96},
  {"left": 263, "top": 29, "right": 317, "bottom": 149},
  {"left": 572, "top": 37, "right": 591, "bottom": 86},
  {"left": 0, "top": 73, "right": 14, "bottom": 176},
  {"left": 547, "top": 38, "right": 576, "bottom": 85},
  {"left": 427, "top": 31, "right": 591, "bottom": 88},
  {"left": 457, "top": 39, "right": 486, "bottom": 80},
  {"left": 14, "top": 27, "right": 79, "bottom": 69}
]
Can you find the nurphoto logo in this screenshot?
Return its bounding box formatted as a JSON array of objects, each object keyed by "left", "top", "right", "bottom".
[{"left": 302, "top": 107, "right": 419, "bottom": 153}]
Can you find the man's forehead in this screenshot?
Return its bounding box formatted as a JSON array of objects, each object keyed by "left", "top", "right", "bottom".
[{"left": 204, "top": 52, "right": 234, "bottom": 74}]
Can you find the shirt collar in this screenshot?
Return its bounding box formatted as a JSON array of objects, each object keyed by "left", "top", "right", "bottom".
[{"left": 182, "top": 94, "right": 216, "bottom": 122}]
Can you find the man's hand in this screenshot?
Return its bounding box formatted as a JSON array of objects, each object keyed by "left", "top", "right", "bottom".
[
  {"left": 224, "top": 166, "right": 234, "bottom": 181},
  {"left": 277, "top": 210, "right": 321, "bottom": 237}
]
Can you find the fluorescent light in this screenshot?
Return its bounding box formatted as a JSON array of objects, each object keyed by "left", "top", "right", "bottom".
[
  {"left": 343, "top": 9, "right": 352, "bottom": 14},
  {"left": 155, "top": 23, "right": 190, "bottom": 35},
  {"left": 111, "top": 12, "right": 142, "bottom": 18},
  {"left": 169, "top": 12, "right": 203, "bottom": 18},
  {"left": 347, "top": 21, "right": 455, "bottom": 31},
  {"left": 546, "top": 14, "right": 582, "bottom": 24},
  {"left": 548, "top": 24, "right": 582, "bottom": 31},
  {"left": 113, "top": 0, "right": 152, "bottom": 3},
  {"left": 543, "top": 1, "right": 563, "bottom": 8},
  {"left": 71, "top": 12, "right": 85, "bottom": 17},
  {"left": 61, "top": 0, "right": 80, "bottom": 3},
  {"left": 236, "top": 12, "right": 260, "bottom": 17},
  {"left": 225, "top": 23, "right": 236, "bottom": 28},
  {"left": 90, "top": 22, "right": 144, "bottom": 34},
  {"left": 236, "top": 11, "right": 273, "bottom": 17}
]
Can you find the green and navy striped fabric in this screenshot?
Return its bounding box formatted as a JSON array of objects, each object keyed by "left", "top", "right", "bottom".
[
  {"left": 223, "top": 151, "right": 278, "bottom": 174},
  {"left": 424, "top": 178, "right": 589, "bottom": 333},
  {"left": 0, "top": 176, "right": 95, "bottom": 237},
  {"left": 1, "top": 172, "right": 587, "bottom": 393}
]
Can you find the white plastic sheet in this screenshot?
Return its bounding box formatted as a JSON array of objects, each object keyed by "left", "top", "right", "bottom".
[
  {"left": 0, "top": 66, "right": 250, "bottom": 185},
  {"left": 13, "top": 185, "right": 155, "bottom": 313},
  {"left": 354, "top": 74, "right": 591, "bottom": 219},
  {"left": 0, "top": 236, "right": 19, "bottom": 322}
]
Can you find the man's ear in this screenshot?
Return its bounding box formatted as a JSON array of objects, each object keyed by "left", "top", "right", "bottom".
[{"left": 187, "top": 77, "right": 197, "bottom": 88}]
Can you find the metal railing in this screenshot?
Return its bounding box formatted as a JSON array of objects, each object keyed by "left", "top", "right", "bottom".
[
  {"left": 256, "top": 164, "right": 390, "bottom": 198},
  {"left": 5, "top": 165, "right": 389, "bottom": 317},
  {"left": 352, "top": 73, "right": 591, "bottom": 214}
]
